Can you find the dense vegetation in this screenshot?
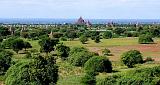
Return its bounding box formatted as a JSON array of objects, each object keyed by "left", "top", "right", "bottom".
[{"left": 0, "top": 22, "right": 160, "bottom": 85}]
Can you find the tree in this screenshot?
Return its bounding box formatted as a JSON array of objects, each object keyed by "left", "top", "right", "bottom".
[
  {"left": 5, "top": 55, "right": 58, "bottom": 85},
  {"left": 39, "top": 37, "right": 59, "bottom": 54},
  {"left": 138, "top": 34, "right": 154, "bottom": 44},
  {"left": 113, "top": 27, "right": 125, "bottom": 35},
  {"left": 94, "top": 35, "right": 100, "bottom": 43},
  {"left": 2, "top": 37, "right": 17, "bottom": 49},
  {"left": 20, "top": 32, "right": 29, "bottom": 38},
  {"left": 84, "top": 56, "right": 112, "bottom": 73},
  {"left": 0, "top": 26, "right": 10, "bottom": 36},
  {"left": 11, "top": 39, "right": 24, "bottom": 54},
  {"left": 0, "top": 50, "right": 13, "bottom": 75},
  {"left": 56, "top": 44, "right": 70, "bottom": 60},
  {"left": 68, "top": 51, "right": 94, "bottom": 67},
  {"left": 79, "top": 35, "right": 88, "bottom": 44},
  {"left": 103, "top": 31, "right": 112, "bottom": 39},
  {"left": 23, "top": 41, "right": 32, "bottom": 51},
  {"left": 121, "top": 50, "right": 143, "bottom": 68}
]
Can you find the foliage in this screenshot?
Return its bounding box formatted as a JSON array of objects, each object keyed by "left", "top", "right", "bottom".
[
  {"left": 103, "top": 31, "right": 112, "bottom": 39},
  {"left": 68, "top": 51, "right": 94, "bottom": 67},
  {"left": 56, "top": 44, "right": 70, "bottom": 60},
  {"left": 79, "top": 35, "right": 88, "bottom": 44},
  {"left": 11, "top": 39, "right": 25, "bottom": 53},
  {"left": 0, "top": 50, "right": 13, "bottom": 75},
  {"left": 0, "top": 26, "right": 10, "bottom": 36},
  {"left": 5, "top": 55, "right": 58, "bottom": 85},
  {"left": 24, "top": 41, "right": 32, "bottom": 50},
  {"left": 81, "top": 71, "right": 96, "bottom": 85},
  {"left": 94, "top": 35, "right": 100, "bottom": 43},
  {"left": 113, "top": 27, "right": 125, "bottom": 35},
  {"left": 138, "top": 34, "right": 154, "bottom": 44},
  {"left": 84, "top": 56, "right": 112, "bottom": 73},
  {"left": 144, "top": 57, "right": 154, "bottom": 63},
  {"left": 69, "top": 47, "right": 88, "bottom": 56},
  {"left": 102, "top": 48, "right": 111, "bottom": 56},
  {"left": 39, "top": 37, "right": 59, "bottom": 54},
  {"left": 121, "top": 50, "right": 143, "bottom": 68},
  {"left": 97, "top": 66, "right": 160, "bottom": 85},
  {"left": 2, "top": 37, "right": 18, "bottom": 49}
]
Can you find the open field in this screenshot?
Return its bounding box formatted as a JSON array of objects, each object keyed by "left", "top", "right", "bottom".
[{"left": 2, "top": 37, "right": 160, "bottom": 85}]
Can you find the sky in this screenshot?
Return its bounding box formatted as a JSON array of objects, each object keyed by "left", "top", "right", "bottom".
[{"left": 0, "top": 0, "right": 160, "bottom": 19}]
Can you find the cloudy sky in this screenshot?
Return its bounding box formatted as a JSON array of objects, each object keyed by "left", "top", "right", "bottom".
[{"left": 0, "top": 0, "right": 160, "bottom": 19}]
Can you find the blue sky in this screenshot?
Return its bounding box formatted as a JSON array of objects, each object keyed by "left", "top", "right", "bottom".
[{"left": 0, "top": 0, "right": 160, "bottom": 19}]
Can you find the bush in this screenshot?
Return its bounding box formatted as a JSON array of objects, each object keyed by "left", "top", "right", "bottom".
[
  {"left": 103, "top": 31, "right": 112, "bottom": 39},
  {"left": 5, "top": 55, "right": 58, "bottom": 85},
  {"left": 69, "top": 47, "right": 88, "bottom": 55},
  {"left": 68, "top": 51, "right": 94, "bottom": 67},
  {"left": 138, "top": 34, "right": 154, "bottom": 44},
  {"left": 84, "top": 56, "right": 112, "bottom": 73},
  {"left": 97, "top": 66, "right": 160, "bottom": 85},
  {"left": 56, "top": 44, "right": 70, "bottom": 60},
  {"left": 121, "top": 50, "right": 143, "bottom": 68},
  {"left": 81, "top": 71, "right": 96, "bottom": 85},
  {"left": 94, "top": 35, "right": 100, "bottom": 43},
  {"left": 60, "top": 37, "right": 67, "bottom": 41},
  {"left": 79, "top": 35, "right": 88, "bottom": 44},
  {"left": 102, "top": 48, "right": 111, "bottom": 56},
  {"left": 0, "top": 50, "right": 13, "bottom": 75},
  {"left": 11, "top": 39, "right": 25, "bottom": 54},
  {"left": 144, "top": 57, "right": 154, "bottom": 63}
]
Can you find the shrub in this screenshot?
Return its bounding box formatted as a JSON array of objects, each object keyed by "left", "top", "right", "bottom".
[
  {"left": 60, "top": 37, "right": 67, "bottom": 41},
  {"left": 39, "top": 37, "right": 59, "bottom": 54},
  {"left": 11, "top": 39, "right": 24, "bottom": 54},
  {"left": 79, "top": 35, "right": 88, "bottom": 44},
  {"left": 97, "top": 66, "right": 160, "bottom": 85},
  {"left": 56, "top": 44, "right": 70, "bottom": 60},
  {"left": 23, "top": 41, "right": 32, "bottom": 51},
  {"left": 84, "top": 56, "right": 112, "bottom": 73},
  {"left": 69, "top": 47, "right": 88, "bottom": 55},
  {"left": 103, "top": 31, "right": 112, "bottom": 39},
  {"left": 0, "top": 50, "right": 13, "bottom": 75},
  {"left": 81, "top": 71, "right": 96, "bottom": 85},
  {"left": 121, "top": 50, "right": 143, "bottom": 68},
  {"left": 138, "top": 34, "right": 154, "bottom": 44},
  {"left": 5, "top": 55, "right": 58, "bottom": 85},
  {"left": 102, "top": 48, "right": 111, "bottom": 56},
  {"left": 144, "top": 57, "right": 154, "bottom": 63},
  {"left": 68, "top": 51, "right": 94, "bottom": 67},
  {"left": 94, "top": 35, "right": 100, "bottom": 43}
]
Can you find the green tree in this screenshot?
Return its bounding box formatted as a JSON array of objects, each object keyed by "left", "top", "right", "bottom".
[
  {"left": 68, "top": 51, "right": 94, "bottom": 67},
  {"left": 56, "top": 44, "right": 70, "bottom": 60},
  {"left": 11, "top": 39, "right": 24, "bottom": 54},
  {"left": 5, "top": 55, "right": 58, "bottom": 85},
  {"left": 23, "top": 41, "right": 32, "bottom": 51},
  {"left": 84, "top": 56, "right": 112, "bottom": 73},
  {"left": 94, "top": 35, "right": 100, "bottom": 43},
  {"left": 79, "top": 35, "right": 88, "bottom": 44},
  {"left": 0, "top": 50, "right": 13, "bottom": 75},
  {"left": 113, "top": 27, "right": 125, "bottom": 35},
  {"left": 121, "top": 50, "right": 143, "bottom": 68},
  {"left": 138, "top": 34, "right": 154, "bottom": 44},
  {"left": 103, "top": 31, "right": 112, "bottom": 39},
  {"left": 39, "top": 37, "right": 59, "bottom": 55}
]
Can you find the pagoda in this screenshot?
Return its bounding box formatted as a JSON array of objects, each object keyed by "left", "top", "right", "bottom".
[{"left": 76, "top": 17, "right": 86, "bottom": 25}]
